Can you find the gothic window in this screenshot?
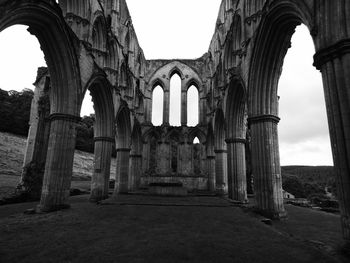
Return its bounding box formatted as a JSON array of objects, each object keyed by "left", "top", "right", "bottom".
[
  {"left": 169, "top": 73, "right": 181, "bottom": 126},
  {"left": 187, "top": 85, "right": 199, "bottom": 126},
  {"left": 151, "top": 85, "right": 164, "bottom": 126}
]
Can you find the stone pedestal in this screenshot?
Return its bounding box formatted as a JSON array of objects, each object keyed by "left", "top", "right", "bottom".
[
  {"left": 314, "top": 42, "right": 350, "bottom": 244},
  {"left": 90, "top": 137, "right": 113, "bottom": 202},
  {"left": 214, "top": 149, "right": 228, "bottom": 195},
  {"left": 249, "top": 115, "right": 286, "bottom": 219},
  {"left": 114, "top": 148, "right": 130, "bottom": 194},
  {"left": 226, "top": 138, "right": 248, "bottom": 203},
  {"left": 38, "top": 114, "right": 80, "bottom": 212},
  {"left": 128, "top": 154, "right": 142, "bottom": 191}
]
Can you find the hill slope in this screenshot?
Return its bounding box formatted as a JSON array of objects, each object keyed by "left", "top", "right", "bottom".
[{"left": 0, "top": 132, "right": 116, "bottom": 196}]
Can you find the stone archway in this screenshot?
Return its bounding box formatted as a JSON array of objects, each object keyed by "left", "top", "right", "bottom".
[
  {"left": 247, "top": 1, "right": 315, "bottom": 219},
  {"left": 225, "top": 77, "right": 247, "bottom": 203},
  {"left": 0, "top": 0, "right": 82, "bottom": 211},
  {"left": 84, "top": 72, "right": 115, "bottom": 202},
  {"left": 114, "top": 105, "right": 131, "bottom": 194}
]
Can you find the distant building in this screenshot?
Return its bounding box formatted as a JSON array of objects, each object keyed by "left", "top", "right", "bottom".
[{"left": 283, "top": 190, "right": 295, "bottom": 199}]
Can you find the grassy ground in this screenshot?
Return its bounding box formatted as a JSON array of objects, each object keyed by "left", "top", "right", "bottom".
[
  {"left": 0, "top": 195, "right": 348, "bottom": 263},
  {"left": 0, "top": 132, "right": 116, "bottom": 195}
]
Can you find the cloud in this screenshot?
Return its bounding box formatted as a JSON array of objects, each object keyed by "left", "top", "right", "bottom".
[{"left": 278, "top": 25, "right": 332, "bottom": 165}]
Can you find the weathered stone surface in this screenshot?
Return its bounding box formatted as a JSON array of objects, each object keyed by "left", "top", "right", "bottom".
[{"left": 5, "top": 0, "right": 349, "bottom": 246}]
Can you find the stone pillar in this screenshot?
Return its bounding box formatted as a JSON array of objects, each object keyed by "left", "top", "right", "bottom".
[
  {"left": 38, "top": 113, "right": 80, "bottom": 212},
  {"left": 314, "top": 41, "right": 350, "bottom": 245},
  {"left": 248, "top": 115, "right": 286, "bottom": 219},
  {"left": 163, "top": 90, "right": 170, "bottom": 125},
  {"left": 214, "top": 149, "right": 228, "bottom": 195},
  {"left": 90, "top": 137, "right": 113, "bottom": 202},
  {"left": 128, "top": 154, "right": 142, "bottom": 191},
  {"left": 114, "top": 148, "right": 130, "bottom": 194},
  {"left": 207, "top": 155, "right": 216, "bottom": 192},
  {"left": 226, "top": 138, "right": 248, "bottom": 203},
  {"left": 181, "top": 90, "right": 187, "bottom": 126}
]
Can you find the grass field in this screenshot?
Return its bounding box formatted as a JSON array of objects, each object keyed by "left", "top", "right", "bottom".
[{"left": 0, "top": 132, "right": 116, "bottom": 196}]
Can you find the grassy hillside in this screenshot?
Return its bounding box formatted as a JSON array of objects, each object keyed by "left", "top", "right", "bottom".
[
  {"left": 281, "top": 166, "right": 336, "bottom": 199},
  {"left": 0, "top": 132, "right": 116, "bottom": 197}
]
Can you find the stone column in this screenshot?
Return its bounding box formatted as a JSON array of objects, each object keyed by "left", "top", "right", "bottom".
[
  {"left": 314, "top": 41, "right": 350, "bottom": 244},
  {"left": 38, "top": 113, "right": 80, "bottom": 212},
  {"left": 90, "top": 137, "right": 113, "bottom": 202},
  {"left": 214, "top": 149, "right": 228, "bottom": 195},
  {"left": 226, "top": 138, "right": 248, "bottom": 203},
  {"left": 128, "top": 154, "right": 142, "bottom": 191},
  {"left": 163, "top": 90, "right": 170, "bottom": 125},
  {"left": 114, "top": 148, "right": 130, "bottom": 194},
  {"left": 207, "top": 155, "right": 216, "bottom": 192},
  {"left": 181, "top": 90, "right": 187, "bottom": 126},
  {"left": 248, "top": 115, "right": 286, "bottom": 219}
]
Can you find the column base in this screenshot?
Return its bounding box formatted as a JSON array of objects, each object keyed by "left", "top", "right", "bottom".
[
  {"left": 255, "top": 208, "right": 288, "bottom": 220},
  {"left": 36, "top": 203, "right": 70, "bottom": 213},
  {"left": 89, "top": 191, "right": 109, "bottom": 203}
]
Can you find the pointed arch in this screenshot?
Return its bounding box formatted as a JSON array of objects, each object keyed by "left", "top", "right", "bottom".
[
  {"left": 91, "top": 13, "right": 107, "bottom": 52},
  {"left": 169, "top": 73, "right": 181, "bottom": 126},
  {"left": 115, "top": 105, "right": 131, "bottom": 148},
  {"left": 214, "top": 108, "right": 226, "bottom": 150},
  {"left": 84, "top": 72, "right": 114, "bottom": 138}
]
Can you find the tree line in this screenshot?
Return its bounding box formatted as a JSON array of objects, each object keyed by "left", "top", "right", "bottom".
[{"left": 0, "top": 87, "right": 110, "bottom": 155}]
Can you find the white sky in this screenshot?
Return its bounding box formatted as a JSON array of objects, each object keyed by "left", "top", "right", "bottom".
[{"left": 0, "top": 0, "right": 333, "bottom": 166}]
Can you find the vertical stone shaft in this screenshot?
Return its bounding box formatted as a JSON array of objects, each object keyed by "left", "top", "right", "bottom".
[
  {"left": 38, "top": 114, "right": 79, "bottom": 212},
  {"left": 249, "top": 115, "right": 286, "bottom": 218},
  {"left": 163, "top": 90, "right": 170, "bottom": 125},
  {"left": 226, "top": 139, "right": 247, "bottom": 202},
  {"left": 181, "top": 90, "right": 187, "bottom": 126},
  {"left": 314, "top": 46, "right": 350, "bottom": 242},
  {"left": 207, "top": 156, "right": 216, "bottom": 192},
  {"left": 214, "top": 149, "right": 228, "bottom": 195},
  {"left": 128, "top": 154, "right": 142, "bottom": 191},
  {"left": 90, "top": 137, "right": 113, "bottom": 202},
  {"left": 114, "top": 148, "right": 130, "bottom": 194}
]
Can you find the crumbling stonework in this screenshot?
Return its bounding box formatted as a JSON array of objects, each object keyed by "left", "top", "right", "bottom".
[{"left": 1, "top": 0, "right": 350, "bottom": 248}]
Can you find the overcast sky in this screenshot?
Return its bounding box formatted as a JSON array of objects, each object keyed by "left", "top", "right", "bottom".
[{"left": 0, "top": 0, "right": 333, "bottom": 166}]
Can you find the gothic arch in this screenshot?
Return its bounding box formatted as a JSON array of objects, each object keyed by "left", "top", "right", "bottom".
[
  {"left": 0, "top": 0, "right": 81, "bottom": 211},
  {"left": 84, "top": 72, "right": 115, "bottom": 138},
  {"left": 168, "top": 67, "right": 184, "bottom": 79},
  {"left": 249, "top": 1, "right": 313, "bottom": 116},
  {"left": 91, "top": 12, "right": 107, "bottom": 52},
  {"left": 84, "top": 72, "right": 115, "bottom": 202},
  {"left": 115, "top": 105, "right": 131, "bottom": 148},
  {"left": 247, "top": 1, "right": 314, "bottom": 218},
  {"left": 188, "top": 128, "right": 206, "bottom": 144}
]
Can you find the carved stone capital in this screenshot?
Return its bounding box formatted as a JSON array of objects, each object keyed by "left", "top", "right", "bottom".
[
  {"left": 248, "top": 114, "right": 280, "bottom": 125},
  {"left": 314, "top": 39, "right": 350, "bottom": 69}
]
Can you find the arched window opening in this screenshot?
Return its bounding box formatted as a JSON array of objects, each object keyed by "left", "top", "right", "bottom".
[
  {"left": 187, "top": 85, "right": 199, "bottom": 126},
  {"left": 169, "top": 73, "right": 181, "bottom": 126},
  {"left": 278, "top": 25, "right": 332, "bottom": 167},
  {"left": 193, "top": 137, "right": 200, "bottom": 144},
  {"left": 152, "top": 85, "right": 164, "bottom": 126}
]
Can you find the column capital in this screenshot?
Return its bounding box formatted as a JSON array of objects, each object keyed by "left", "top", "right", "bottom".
[
  {"left": 49, "top": 113, "right": 81, "bottom": 123},
  {"left": 94, "top": 137, "right": 114, "bottom": 143},
  {"left": 225, "top": 138, "right": 246, "bottom": 144},
  {"left": 130, "top": 154, "right": 142, "bottom": 158},
  {"left": 248, "top": 114, "right": 280, "bottom": 125},
  {"left": 314, "top": 39, "right": 350, "bottom": 69},
  {"left": 116, "top": 148, "right": 131, "bottom": 152},
  {"left": 214, "top": 149, "right": 227, "bottom": 154}
]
